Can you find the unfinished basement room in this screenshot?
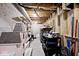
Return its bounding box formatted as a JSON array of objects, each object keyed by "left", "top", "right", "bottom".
[{"left": 0, "top": 3, "right": 78, "bottom": 56}]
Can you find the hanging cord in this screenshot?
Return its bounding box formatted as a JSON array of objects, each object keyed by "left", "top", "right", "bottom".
[{"left": 33, "top": 9, "right": 40, "bottom": 17}]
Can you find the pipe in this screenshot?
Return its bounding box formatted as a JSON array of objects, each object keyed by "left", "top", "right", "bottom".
[{"left": 12, "top": 3, "right": 32, "bottom": 24}]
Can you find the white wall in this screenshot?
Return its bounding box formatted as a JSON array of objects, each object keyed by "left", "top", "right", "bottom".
[
  {"left": 0, "top": 3, "right": 23, "bottom": 32},
  {"left": 0, "top": 4, "right": 26, "bottom": 55},
  {"left": 31, "top": 24, "right": 43, "bottom": 37}
]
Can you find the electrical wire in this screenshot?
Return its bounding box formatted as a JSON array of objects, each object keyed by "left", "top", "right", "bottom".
[{"left": 33, "top": 9, "right": 40, "bottom": 17}]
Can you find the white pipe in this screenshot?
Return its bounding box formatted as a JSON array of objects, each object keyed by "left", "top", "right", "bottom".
[
  {"left": 21, "top": 7, "right": 32, "bottom": 23},
  {"left": 13, "top": 4, "right": 32, "bottom": 24}
]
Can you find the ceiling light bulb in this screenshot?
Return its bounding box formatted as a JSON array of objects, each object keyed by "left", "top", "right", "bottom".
[
  {"left": 34, "top": 21, "right": 37, "bottom": 24},
  {"left": 33, "top": 13, "right": 37, "bottom": 17}
]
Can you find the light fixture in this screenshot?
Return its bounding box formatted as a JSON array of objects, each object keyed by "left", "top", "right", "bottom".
[
  {"left": 32, "top": 21, "right": 38, "bottom": 24},
  {"left": 32, "top": 13, "right": 37, "bottom": 17}
]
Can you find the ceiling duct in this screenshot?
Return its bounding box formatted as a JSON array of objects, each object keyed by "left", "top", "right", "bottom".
[{"left": 13, "top": 3, "right": 32, "bottom": 24}]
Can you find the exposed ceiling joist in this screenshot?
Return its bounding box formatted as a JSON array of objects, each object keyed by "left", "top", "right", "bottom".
[
  {"left": 19, "top": 3, "right": 59, "bottom": 11},
  {"left": 30, "top": 17, "right": 48, "bottom": 20},
  {"left": 18, "top": 3, "right": 62, "bottom": 24}
]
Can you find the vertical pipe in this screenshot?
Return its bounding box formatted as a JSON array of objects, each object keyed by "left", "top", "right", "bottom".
[
  {"left": 71, "top": 16, "right": 74, "bottom": 56},
  {"left": 74, "top": 19, "right": 78, "bottom": 55}
]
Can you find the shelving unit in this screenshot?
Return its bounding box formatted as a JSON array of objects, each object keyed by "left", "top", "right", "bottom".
[
  {"left": 13, "top": 23, "right": 33, "bottom": 56},
  {"left": 43, "top": 3, "right": 78, "bottom": 56}
]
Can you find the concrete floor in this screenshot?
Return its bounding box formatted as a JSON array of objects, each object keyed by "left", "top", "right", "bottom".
[{"left": 30, "top": 37, "right": 45, "bottom": 56}]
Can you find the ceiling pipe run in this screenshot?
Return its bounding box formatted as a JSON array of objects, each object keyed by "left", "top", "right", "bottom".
[
  {"left": 13, "top": 3, "right": 32, "bottom": 24},
  {"left": 18, "top": 3, "right": 57, "bottom": 11}
]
